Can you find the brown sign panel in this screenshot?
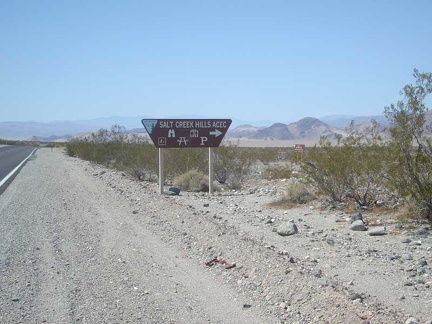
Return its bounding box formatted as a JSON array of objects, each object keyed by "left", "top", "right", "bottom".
[
  {"left": 294, "top": 144, "right": 305, "bottom": 152},
  {"left": 142, "top": 119, "right": 232, "bottom": 148}
]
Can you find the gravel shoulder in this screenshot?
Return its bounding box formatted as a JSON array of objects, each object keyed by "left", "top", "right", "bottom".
[{"left": 1, "top": 148, "right": 431, "bottom": 324}]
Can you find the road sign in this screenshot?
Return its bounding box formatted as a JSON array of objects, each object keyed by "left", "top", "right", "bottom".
[
  {"left": 142, "top": 119, "right": 232, "bottom": 148},
  {"left": 294, "top": 144, "right": 305, "bottom": 152}
]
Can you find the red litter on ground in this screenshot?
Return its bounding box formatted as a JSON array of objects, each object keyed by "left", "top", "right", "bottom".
[{"left": 205, "top": 258, "right": 236, "bottom": 269}]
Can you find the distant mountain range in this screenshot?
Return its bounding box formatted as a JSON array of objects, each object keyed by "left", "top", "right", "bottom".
[
  {"left": 0, "top": 116, "right": 148, "bottom": 141},
  {"left": 0, "top": 114, "right": 389, "bottom": 142},
  {"left": 226, "top": 117, "right": 348, "bottom": 141}
]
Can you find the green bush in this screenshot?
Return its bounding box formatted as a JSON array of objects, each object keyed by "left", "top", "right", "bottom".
[
  {"left": 214, "top": 143, "right": 256, "bottom": 188},
  {"left": 65, "top": 125, "right": 160, "bottom": 181},
  {"left": 384, "top": 69, "right": 432, "bottom": 219},
  {"left": 301, "top": 121, "right": 387, "bottom": 208},
  {"left": 121, "top": 143, "right": 159, "bottom": 181}
]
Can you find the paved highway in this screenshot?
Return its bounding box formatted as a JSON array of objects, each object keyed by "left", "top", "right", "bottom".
[{"left": 0, "top": 145, "right": 37, "bottom": 193}]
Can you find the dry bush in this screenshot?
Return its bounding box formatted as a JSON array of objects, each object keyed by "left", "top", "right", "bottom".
[
  {"left": 173, "top": 169, "right": 210, "bottom": 192},
  {"left": 126, "top": 166, "right": 157, "bottom": 182},
  {"left": 270, "top": 182, "right": 316, "bottom": 208}
]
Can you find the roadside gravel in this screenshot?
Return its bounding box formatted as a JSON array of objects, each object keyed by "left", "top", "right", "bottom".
[{"left": 1, "top": 148, "right": 431, "bottom": 323}]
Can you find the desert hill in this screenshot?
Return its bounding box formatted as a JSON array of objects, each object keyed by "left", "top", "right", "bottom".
[{"left": 227, "top": 117, "right": 348, "bottom": 141}]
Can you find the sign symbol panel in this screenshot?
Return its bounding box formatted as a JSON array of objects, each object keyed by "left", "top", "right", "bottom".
[{"left": 158, "top": 137, "right": 167, "bottom": 146}]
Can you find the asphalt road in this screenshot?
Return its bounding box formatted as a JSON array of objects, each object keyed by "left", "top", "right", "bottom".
[{"left": 0, "top": 145, "right": 36, "bottom": 192}]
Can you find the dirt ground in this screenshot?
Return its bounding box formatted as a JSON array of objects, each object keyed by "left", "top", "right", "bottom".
[{"left": 1, "top": 148, "right": 431, "bottom": 323}]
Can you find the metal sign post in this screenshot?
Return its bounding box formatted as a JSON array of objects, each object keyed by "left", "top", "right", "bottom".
[
  {"left": 159, "top": 148, "right": 164, "bottom": 194},
  {"left": 209, "top": 147, "right": 214, "bottom": 195}
]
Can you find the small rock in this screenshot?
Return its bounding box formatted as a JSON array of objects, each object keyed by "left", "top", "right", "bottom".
[
  {"left": 349, "top": 293, "right": 362, "bottom": 301},
  {"left": 277, "top": 220, "right": 298, "bottom": 236},
  {"left": 368, "top": 226, "right": 386, "bottom": 236},
  {"left": 350, "top": 212, "right": 363, "bottom": 223},
  {"left": 326, "top": 238, "right": 335, "bottom": 246},
  {"left": 405, "top": 318, "right": 420, "bottom": 324},
  {"left": 11, "top": 296, "right": 19, "bottom": 302},
  {"left": 319, "top": 278, "right": 336, "bottom": 288},
  {"left": 168, "top": 187, "right": 181, "bottom": 195},
  {"left": 350, "top": 220, "right": 366, "bottom": 231},
  {"left": 418, "top": 260, "right": 428, "bottom": 267},
  {"left": 404, "top": 253, "right": 414, "bottom": 261},
  {"left": 388, "top": 253, "right": 400, "bottom": 261},
  {"left": 402, "top": 238, "right": 412, "bottom": 244}
]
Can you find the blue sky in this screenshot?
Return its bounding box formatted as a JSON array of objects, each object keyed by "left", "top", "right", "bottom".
[{"left": 1, "top": 0, "right": 431, "bottom": 125}]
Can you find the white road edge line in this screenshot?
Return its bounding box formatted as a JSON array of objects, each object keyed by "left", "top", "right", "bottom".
[{"left": 0, "top": 148, "right": 38, "bottom": 188}]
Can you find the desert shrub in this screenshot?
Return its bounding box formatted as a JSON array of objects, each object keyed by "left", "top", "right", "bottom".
[
  {"left": 213, "top": 142, "right": 236, "bottom": 184},
  {"left": 173, "top": 169, "right": 209, "bottom": 192},
  {"left": 301, "top": 121, "right": 387, "bottom": 208},
  {"left": 66, "top": 139, "right": 101, "bottom": 161},
  {"left": 126, "top": 166, "right": 157, "bottom": 182},
  {"left": 301, "top": 137, "right": 348, "bottom": 202},
  {"left": 254, "top": 147, "right": 283, "bottom": 164},
  {"left": 66, "top": 125, "right": 130, "bottom": 165},
  {"left": 65, "top": 140, "right": 78, "bottom": 156},
  {"left": 120, "top": 143, "right": 159, "bottom": 181},
  {"left": 65, "top": 125, "right": 160, "bottom": 180},
  {"left": 285, "top": 182, "right": 316, "bottom": 204},
  {"left": 269, "top": 182, "right": 316, "bottom": 207},
  {"left": 214, "top": 143, "right": 256, "bottom": 187},
  {"left": 164, "top": 148, "right": 208, "bottom": 181},
  {"left": 384, "top": 69, "right": 432, "bottom": 219},
  {"left": 264, "top": 165, "right": 293, "bottom": 180}
]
